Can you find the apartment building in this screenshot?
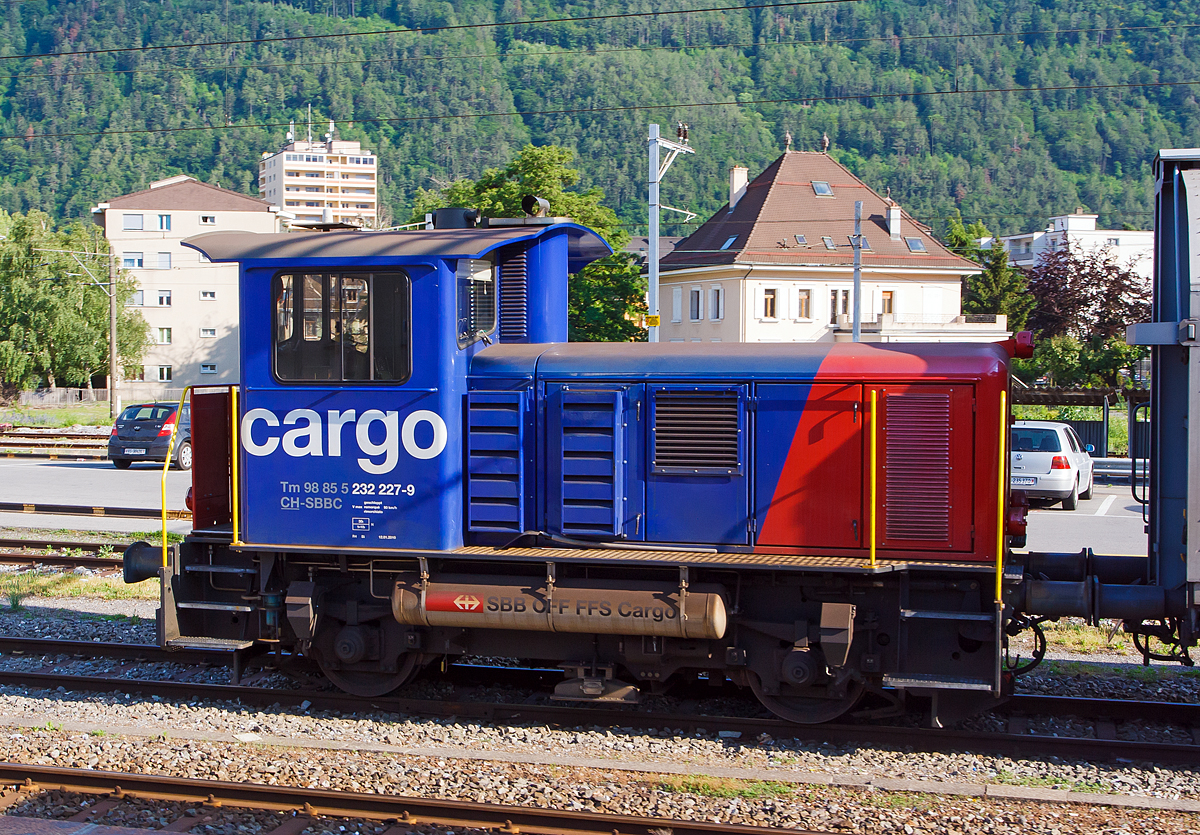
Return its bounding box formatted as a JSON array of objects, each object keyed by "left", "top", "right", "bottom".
[
  {"left": 658, "top": 152, "right": 1008, "bottom": 344},
  {"left": 990, "top": 210, "right": 1152, "bottom": 280},
  {"left": 92, "top": 175, "right": 286, "bottom": 398},
  {"left": 259, "top": 134, "right": 378, "bottom": 227}
]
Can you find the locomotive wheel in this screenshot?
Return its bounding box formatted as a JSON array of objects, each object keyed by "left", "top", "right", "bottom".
[
  {"left": 318, "top": 650, "right": 420, "bottom": 698},
  {"left": 748, "top": 671, "right": 864, "bottom": 725}
]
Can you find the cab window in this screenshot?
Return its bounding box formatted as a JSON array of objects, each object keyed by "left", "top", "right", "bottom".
[
  {"left": 273, "top": 271, "right": 411, "bottom": 383},
  {"left": 456, "top": 258, "right": 496, "bottom": 348}
]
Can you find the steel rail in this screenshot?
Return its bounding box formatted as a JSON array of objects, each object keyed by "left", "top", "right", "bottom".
[
  {"left": 0, "top": 552, "right": 121, "bottom": 569},
  {"left": 0, "top": 538, "right": 116, "bottom": 552},
  {"left": 0, "top": 669, "right": 1198, "bottom": 764},
  {"left": 0, "top": 762, "right": 815, "bottom": 835},
  {"left": 0, "top": 502, "right": 189, "bottom": 520}
]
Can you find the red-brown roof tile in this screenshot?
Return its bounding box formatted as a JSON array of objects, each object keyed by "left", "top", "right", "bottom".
[
  {"left": 661, "top": 152, "right": 979, "bottom": 273},
  {"left": 101, "top": 178, "right": 275, "bottom": 212}
]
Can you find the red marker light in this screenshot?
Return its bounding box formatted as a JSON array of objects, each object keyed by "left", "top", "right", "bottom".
[
  {"left": 109, "top": 424, "right": 117, "bottom": 436},
  {"left": 1050, "top": 455, "right": 1070, "bottom": 470},
  {"left": 185, "top": 487, "right": 194, "bottom": 512},
  {"left": 157, "top": 415, "right": 176, "bottom": 437}
]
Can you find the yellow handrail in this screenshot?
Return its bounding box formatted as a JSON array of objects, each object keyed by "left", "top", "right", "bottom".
[
  {"left": 869, "top": 389, "right": 878, "bottom": 568},
  {"left": 995, "top": 390, "right": 1008, "bottom": 604},
  {"left": 231, "top": 385, "right": 241, "bottom": 545},
  {"left": 161, "top": 386, "right": 193, "bottom": 568}
]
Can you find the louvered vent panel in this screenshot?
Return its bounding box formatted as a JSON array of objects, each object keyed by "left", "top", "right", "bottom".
[
  {"left": 466, "top": 392, "right": 525, "bottom": 532},
  {"left": 653, "top": 390, "right": 741, "bottom": 473},
  {"left": 498, "top": 249, "right": 528, "bottom": 341},
  {"left": 558, "top": 391, "right": 622, "bottom": 535},
  {"left": 885, "top": 392, "right": 952, "bottom": 542}
]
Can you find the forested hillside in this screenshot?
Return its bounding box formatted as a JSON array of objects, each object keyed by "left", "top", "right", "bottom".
[{"left": 0, "top": 0, "right": 1196, "bottom": 237}]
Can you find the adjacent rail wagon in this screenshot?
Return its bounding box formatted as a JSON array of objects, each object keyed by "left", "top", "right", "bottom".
[{"left": 124, "top": 175, "right": 1200, "bottom": 724}]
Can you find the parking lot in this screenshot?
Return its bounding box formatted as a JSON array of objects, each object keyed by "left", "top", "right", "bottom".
[{"left": 0, "top": 457, "right": 191, "bottom": 534}]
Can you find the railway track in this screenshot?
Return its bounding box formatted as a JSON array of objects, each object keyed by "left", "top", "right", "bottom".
[
  {"left": 0, "top": 539, "right": 122, "bottom": 570},
  {"left": 0, "top": 641, "right": 1196, "bottom": 765},
  {"left": 0, "top": 762, "right": 806, "bottom": 835}
]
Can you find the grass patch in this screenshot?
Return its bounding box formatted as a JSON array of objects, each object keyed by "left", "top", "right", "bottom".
[
  {"left": 1038, "top": 658, "right": 1200, "bottom": 682},
  {"left": 1041, "top": 618, "right": 1131, "bottom": 655},
  {"left": 129, "top": 530, "right": 184, "bottom": 544},
  {"left": 0, "top": 570, "right": 156, "bottom": 603},
  {"left": 995, "top": 770, "right": 1105, "bottom": 793},
  {"left": 0, "top": 404, "right": 113, "bottom": 428},
  {"left": 856, "top": 791, "right": 936, "bottom": 810},
  {"left": 657, "top": 776, "right": 794, "bottom": 799}
]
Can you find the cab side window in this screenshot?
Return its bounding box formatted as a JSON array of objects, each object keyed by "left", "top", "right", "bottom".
[{"left": 273, "top": 271, "right": 411, "bottom": 383}]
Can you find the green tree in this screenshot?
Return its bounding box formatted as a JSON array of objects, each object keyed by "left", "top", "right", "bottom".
[
  {"left": 411, "top": 145, "right": 646, "bottom": 342},
  {"left": 0, "top": 212, "right": 149, "bottom": 394},
  {"left": 944, "top": 210, "right": 991, "bottom": 263},
  {"left": 961, "top": 239, "right": 1035, "bottom": 332}
]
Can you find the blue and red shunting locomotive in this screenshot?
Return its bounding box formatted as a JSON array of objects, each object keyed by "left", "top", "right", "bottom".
[{"left": 123, "top": 186, "right": 1199, "bottom": 725}]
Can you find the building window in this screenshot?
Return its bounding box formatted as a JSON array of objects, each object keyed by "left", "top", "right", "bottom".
[
  {"left": 157, "top": 252, "right": 171, "bottom": 269},
  {"left": 200, "top": 215, "right": 216, "bottom": 225},
  {"left": 796, "top": 289, "right": 812, "bottom": 319},
  {"left": 126, "top": 366, "right": 146, "bottom": 382},
  {"left": 157, "top": 328, "right": 172, "bottom": 345},
  {"left": 122, "top": 214, "right": 143, "bottom": 231},
  {"left": 158, "top": 366, "right": 173, "bottom": 382},
  {"left": 881, "top": 290, "right": 894, "bottom": 314},
  {"left": 274, "top": 271, "right": 412, "bottom": 383},
  {"left": 689, "top": 287, "right": 702, "bottom": 321},
  {"left": 127, "top": 290, "right": 144, "bottom": 307},
  {"left": 720, "top": 235, "right": 738, "bottom": 251},
  {"left": 847, "top": 236, "right": 872, "bottom": 251},
  {"left": 830, "top": 289, "right": 849, "bottom": 324},
  {"left": 200, "top": 328, "right": 217, "bottom": 338},
  {"left": 200, "top": 363, "right": 218, "bottom": 374},
  {"left": 671, "top": 286, "right": 683, "bottom": 323},
  {"left": 709, "top": 286, "right": 724, "bottom": 321},
  {"left": 157, "top": 290, "right": 172, "bottom": 307},
  {"left": 763, "top": 288, "right": 777, "bottom": 319},
  {"left": 200, "top": 290, "right": 217, "bottom": 300},
  {"left": 821, "top": 236, "right": 837, "bottom": 250},
  {"left": 157, "top": 214, "right": 171, "bottom": 231},
  {"left": 904, "top": 237, "right": 927, "bottom": 252},
  {"left": 122, "top": 252, "right": 143, "bottom": 268},
  {"left": 812, "top": 181, "right": 833, "bottom": 197},
  {"left": 794, "top": 235, "right": 808, "bottom": 246},
  {"left": 1107, "top": 237, "right": 1120, "bottom": 246}
]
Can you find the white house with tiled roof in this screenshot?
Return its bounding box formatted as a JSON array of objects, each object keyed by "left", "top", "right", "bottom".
[
  {"left": 658, "top": 152, "right": 1010, "bottom": 343},
  {"left": 92, "top": 175, "right": 289, "bottom": 398}
]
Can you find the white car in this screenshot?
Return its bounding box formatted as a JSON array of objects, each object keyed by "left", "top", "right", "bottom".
[{"left": 1010, "top": 420, "right": 1095, "bottom": 510}]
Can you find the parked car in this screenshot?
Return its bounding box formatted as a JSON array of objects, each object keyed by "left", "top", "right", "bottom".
[
  {"left": 1010, "top": 420, "right": 1094, "bottom": 510},
  {"left": 108, "top": 403, "right": 192, "bottom": 470}
]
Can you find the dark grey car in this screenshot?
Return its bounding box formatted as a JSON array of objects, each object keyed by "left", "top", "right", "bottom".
[{"left": 108, "top": 403, "right": 192, "bottom": 470}]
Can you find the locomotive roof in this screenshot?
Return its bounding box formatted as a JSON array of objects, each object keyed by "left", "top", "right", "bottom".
[
  {"left": 471, "top": 341, "right": 1011, "bottom": 380},
  {"left": 182, "top": 223, "right": 611, "bottom": 273}
]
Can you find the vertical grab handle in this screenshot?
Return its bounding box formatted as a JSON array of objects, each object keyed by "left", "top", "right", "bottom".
[
  {"left": 231, "top": 386, "right": 241, "bottom": 545},
  {"left": 995, "top": 391, "right": 1008, "bottom": 605},
  {"left": 1131, "top": 401, "right": 1150, "bottom": 515},
  {"left": 868, "top": 389, "right": 878, "bottom": 568}
]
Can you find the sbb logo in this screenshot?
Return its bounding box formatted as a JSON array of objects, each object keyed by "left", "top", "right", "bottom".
[{"left": 241, "top": 408, "right": 448, "bottom": 474}]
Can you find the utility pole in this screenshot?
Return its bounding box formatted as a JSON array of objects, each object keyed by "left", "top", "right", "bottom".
[
  {"left": 852, "top": 200, "right": 863, "bottom": 343},
  {"left": 647, "top": 123, "right": 695, "bottom": 343},
  {"left": 109, "top": 253, "right": 119, "bottom": 419}
]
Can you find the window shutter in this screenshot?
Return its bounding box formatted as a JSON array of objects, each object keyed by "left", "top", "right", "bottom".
[{"left": 672, "top": 287, "right": 683, "bottom": 322}]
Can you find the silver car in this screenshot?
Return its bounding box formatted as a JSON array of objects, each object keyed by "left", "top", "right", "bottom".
[{"left": 1010, "top": 420, "right": 1095, "bottom": 510}]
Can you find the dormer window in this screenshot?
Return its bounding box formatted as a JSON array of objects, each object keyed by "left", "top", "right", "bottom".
[
  {"left": 904, "top": 237, "right": 927, "bottom": 252},
  {"left": 812, "top": 181, "right": 833, "bottom": 197},
  {"left": 720, "top": 235, "right": 738, "bottom": 250},
  {"left": 821, "top": 236, "right": 837, "bottom": 250},
  {"left": 794, "top": 235, "right": 808, "bottom": 246}
]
